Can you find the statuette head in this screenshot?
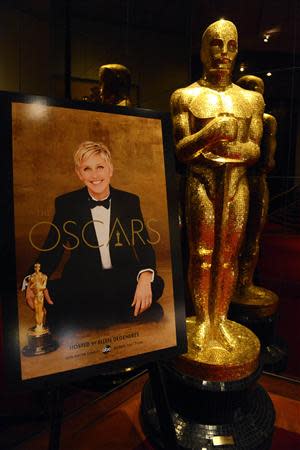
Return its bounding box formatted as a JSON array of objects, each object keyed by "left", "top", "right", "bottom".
[
  {"left": 236, "top": 75, "right": 265, "bottom": 95},
  {"left": 34, "top": 262, "right": 41, "bottom": 272},
  {"left": 98, "top": 64, "right": 131, "bottom": 105},
  {"left": 201, "top": 19, "right": 238, "bottom": 77}
]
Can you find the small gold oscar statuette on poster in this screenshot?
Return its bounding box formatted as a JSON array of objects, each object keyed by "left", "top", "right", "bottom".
[{"left": 22, "top": 263, "right": 58, "bottom": 356}]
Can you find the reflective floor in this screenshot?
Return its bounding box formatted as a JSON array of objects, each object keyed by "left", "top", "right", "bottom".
[{"left": 1, "top": 371, "right": 300, "bottom": 450}]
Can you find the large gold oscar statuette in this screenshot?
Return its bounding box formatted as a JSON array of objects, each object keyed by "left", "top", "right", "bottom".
[
  {"left": 22, "top": 263, "right": 58, "bottom": 356},
  {"left": 171, "top": 19, "right": 262, "bottom": 382},
  {"left": 141, "top": 20, "right": 275, "bottom": 450}
]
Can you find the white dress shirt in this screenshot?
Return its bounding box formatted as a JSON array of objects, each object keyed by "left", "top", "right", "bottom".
[
  {"left": 89, "top": 194, "right": 154, "bottom": 281},
  {"left": 22, "top": 193, "right": 154, "bottom": 291},
  {"left": 90, "top": 198, "right": 112, "bottom": 269}
]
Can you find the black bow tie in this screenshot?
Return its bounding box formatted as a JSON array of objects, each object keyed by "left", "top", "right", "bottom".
[{"left": 88, "top": 196, "right": 111, "bottom": 209}]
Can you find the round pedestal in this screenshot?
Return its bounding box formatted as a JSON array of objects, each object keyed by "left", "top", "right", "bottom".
[
  {"left": 180, "top": 317, "right": 260, "bottom": 381},
  {"left": 231, "top": 286, "right": 279, "bottom": 319},
  {"left": 229, "top": 307, "right": 288, "bottom": 373},
  {"left": 22, "top": 327, "right": 58, "bottom": 356},
  {"left": 141, "top": 364, "right": 275, "bottom": 450}
]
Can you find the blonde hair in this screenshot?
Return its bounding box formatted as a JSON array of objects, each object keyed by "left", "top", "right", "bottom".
[{"left": 74, "top": 141, "right": 112, "bottom": 167}]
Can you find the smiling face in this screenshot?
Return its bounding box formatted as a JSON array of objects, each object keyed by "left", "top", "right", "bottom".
[{"left": 76, "top": 153, "right": 113, "bottom": 200}]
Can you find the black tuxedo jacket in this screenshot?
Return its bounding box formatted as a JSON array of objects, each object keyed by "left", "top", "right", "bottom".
[{"left": 35, "top": 186, "right": 156, "bottom": 288}]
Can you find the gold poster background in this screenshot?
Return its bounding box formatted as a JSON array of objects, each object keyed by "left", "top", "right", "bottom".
[{"left": 12, "top": 102, "right": 176, "bottom": 380}]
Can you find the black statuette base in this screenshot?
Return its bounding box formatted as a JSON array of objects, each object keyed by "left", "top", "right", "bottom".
[
  {"left": 141, "top": 364, "right": 275, "bottom": 450},
  {"left": 22, "top": 328, "right": 58, "bottom": 356}
]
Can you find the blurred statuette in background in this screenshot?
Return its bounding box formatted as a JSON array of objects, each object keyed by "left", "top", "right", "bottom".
[
  {"left": 229, "top": 75, "right": 287, "bottom": 373},
  {"left": 233, "top": 75, "right": 278, "bottom": 312},
  {"left": 87, "top": 63, "right": 132, "bottom": 106}
]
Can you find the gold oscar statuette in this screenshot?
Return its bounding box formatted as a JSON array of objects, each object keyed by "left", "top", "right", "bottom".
[
  {"left": 232, "top": 74, "right": 279, "bottom": 317},
  {"left": 141, "top": 21, "right": 275, "bottom": 449},
  {"left": 171, "top": 19, "right": 262, "bottom": 381},
  {"left": 22, "top": 263, "right": 58, "bottom": 356}
]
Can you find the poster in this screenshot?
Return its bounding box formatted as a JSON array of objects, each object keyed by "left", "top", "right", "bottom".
[{"left": 0, "top": 93, "right": 186, "bottom": 384}]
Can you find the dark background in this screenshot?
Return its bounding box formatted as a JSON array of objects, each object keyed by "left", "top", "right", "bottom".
[{"left": 0, "top": 0, "right": 299, "bottom": 380}]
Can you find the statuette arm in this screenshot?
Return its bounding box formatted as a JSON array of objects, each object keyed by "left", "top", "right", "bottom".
[{"left": 171, "top": 90, "right": 239, "bottom": 164}]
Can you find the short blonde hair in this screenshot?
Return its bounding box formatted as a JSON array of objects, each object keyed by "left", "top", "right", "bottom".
[{"left": 74, "top": 141, "right": 112, "bottom": 168}]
